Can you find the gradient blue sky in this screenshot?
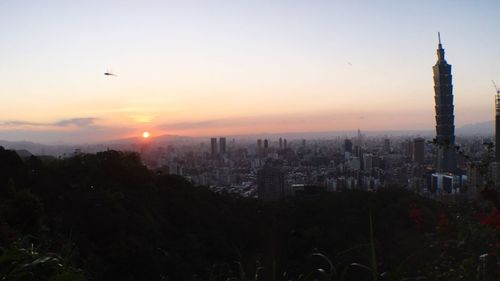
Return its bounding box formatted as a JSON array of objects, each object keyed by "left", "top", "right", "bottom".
[{"left": 0, "top": 0, "right": 499, "bottom": 143}]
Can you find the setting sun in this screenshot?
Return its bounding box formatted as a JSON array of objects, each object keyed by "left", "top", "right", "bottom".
[{"left": 142, "top": 131, "right": 150, "bottom": 138}]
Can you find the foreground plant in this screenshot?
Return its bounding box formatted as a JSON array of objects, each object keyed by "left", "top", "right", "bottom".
[{"left": 0, "top": 238, "right": 86, "bottom": 281}]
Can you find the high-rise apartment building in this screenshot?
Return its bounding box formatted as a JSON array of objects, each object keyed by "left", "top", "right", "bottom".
[
  {"left": 383, "top": 139, "right": 391, "bottom": 154},
  {"left": 257, "top": 161, "right": 285, "bottom": 201},
  {"left": 210, "top": 138, "right": 218, "bottom": 158},
  {"left": 219, "top": 137, "right": 226, "bottom": 155},
  {"left": 413, "top": 138, "right": 425, "bottom": 164},
  {"left": 344, "top": 139, "right": 353, "bottom": 153},
  {"left": 257, "top": 139, "right": 263, "bottom": 157}
]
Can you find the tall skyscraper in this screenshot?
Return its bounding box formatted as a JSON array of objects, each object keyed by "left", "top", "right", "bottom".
[
  {"left": 219, "top": 137, "right": 226, "bottom": 155},
  {"left": 210, "top": 138, "right": 218, "bottom": 158},
  {"left": 433, "top": 33, "right": 457, "bottom": 172}
]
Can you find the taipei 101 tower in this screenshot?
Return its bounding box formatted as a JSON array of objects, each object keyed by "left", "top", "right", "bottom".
[{"left": 433, "top": 33, "right": 457, "bottom": 172}]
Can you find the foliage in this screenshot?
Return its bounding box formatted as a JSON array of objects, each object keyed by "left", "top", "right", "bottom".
[
  {"left": 0, "top": 238, "right": 86, "bottom": 281},
  {"left": 0, "top": 147, "right": 499, "bottom": 281}
]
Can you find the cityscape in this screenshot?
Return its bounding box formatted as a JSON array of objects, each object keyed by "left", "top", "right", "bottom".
[
  {"left": 122, "top": 36, "right": 497, "bottom": 202},
  {"left": 7, "top": 35, "right": 495, "bottom": 202}
]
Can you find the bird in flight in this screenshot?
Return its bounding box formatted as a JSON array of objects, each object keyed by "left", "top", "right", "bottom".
[{"left": 104, "top": 68, "right": 117, "bottom": 76}]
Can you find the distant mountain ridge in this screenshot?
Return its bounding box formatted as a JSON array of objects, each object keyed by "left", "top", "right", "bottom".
[
  {"left": 456, "top": 120, "right": 493, "bottom": 136},
  {"left": 0, "top": 121, "right": 494, "bottom": 155},
  {"left": 108, "top": 134, "right": 191, "bottom": 144}
]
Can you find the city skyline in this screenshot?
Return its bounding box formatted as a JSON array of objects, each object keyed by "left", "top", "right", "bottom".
[{"left": 1, "top": 1, "right": 500, "bottom": 143}]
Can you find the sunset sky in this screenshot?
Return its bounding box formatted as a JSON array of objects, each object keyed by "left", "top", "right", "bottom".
[{"left": 1, "top": 0, "right": 499, "bottom": 143}]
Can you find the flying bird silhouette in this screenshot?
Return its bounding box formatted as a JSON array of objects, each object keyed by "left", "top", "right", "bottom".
[{"left": 104, "top": 68, "right": 117, "bottom": 76}]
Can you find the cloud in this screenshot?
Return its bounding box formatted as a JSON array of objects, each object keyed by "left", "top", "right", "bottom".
[
  {"left": 2, "top": 121, "right": 42, "bottom": 127},
  {"left": 54, "top": 118, "right": 98, "bottom": 127},
  {"left": 1, "top": 117, "right": 99, "bottom": 128},
  {"left": 157, "top": 112, "right": 341, "bottom": 131},
  {"left": 159, "top": 120, "right": 221, "bottom": 130},
  {"left": 156, "top": 109, "right": 434, "bottom": 135},
  {"left": 0, "top": 126, "right": 135, "bottom": 144},
  {"left": 157, "top": 115, "right": 305, "bottom": 132}
]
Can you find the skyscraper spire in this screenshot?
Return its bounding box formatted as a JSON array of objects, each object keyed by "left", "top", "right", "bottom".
[{"left": 437, "top": 32, "right": 445, "bottom": 62}]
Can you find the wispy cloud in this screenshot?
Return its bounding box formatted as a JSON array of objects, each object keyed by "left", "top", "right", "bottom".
[
  {"left": 2, "top": 121, "right": 41, "bottom": 127},
  {"left": 1, "top": 117, "right": 99, "bottom": 128},
  {"left": 54, "top": 118, "right": 98, "bottom": 127},
  {"left": 0, "top": 117, "right": 138, "bottom": 144},
  {"left": 159, "top": 120, "right": 222, "bottom": 130},
  {"left": 157, "top": 115, "right": 305, "bottom": 131},
  {"left": 156, "top": 109, "right": 433, "bottom": 135},
  {"left": 157, "top": 113, "right": 341, "bottom": 131}
]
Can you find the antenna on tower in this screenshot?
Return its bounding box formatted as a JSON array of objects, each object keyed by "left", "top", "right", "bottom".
[
  {"left": 493, "top": 80, "right": 500, "bottom": 119},
  {"left": 438, "top": 32, "right": 441, "bottom": 45}
]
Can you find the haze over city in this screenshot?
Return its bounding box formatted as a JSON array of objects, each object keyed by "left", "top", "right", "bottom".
[{"left": 1, "top": 0, "right": 499, "bottom": 143}]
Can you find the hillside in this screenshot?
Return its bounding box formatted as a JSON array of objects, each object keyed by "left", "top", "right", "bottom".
[{"left": 0, "top": 146, "right": 499, "bottom": 281}]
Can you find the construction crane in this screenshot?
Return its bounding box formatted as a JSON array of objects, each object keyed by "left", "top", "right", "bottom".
[{"left": 493, "top": 80, "right": 500, "bottom": 163}]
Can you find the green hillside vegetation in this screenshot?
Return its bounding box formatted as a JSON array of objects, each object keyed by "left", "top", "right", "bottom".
[{"left": 0, "top": 147, "right": 499, "bottom": 281}]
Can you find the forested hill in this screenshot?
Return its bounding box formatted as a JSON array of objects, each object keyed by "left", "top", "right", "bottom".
[{"left": 0, "top": 147, "right": 499, "bottom": 281}]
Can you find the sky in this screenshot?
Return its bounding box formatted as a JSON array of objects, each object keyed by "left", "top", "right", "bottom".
[{"left": 0, "top": 0, "right": 499, "bottom": 144}]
